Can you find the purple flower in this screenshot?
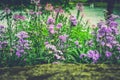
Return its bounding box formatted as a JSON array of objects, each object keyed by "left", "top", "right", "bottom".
[
  {"left": 80, "top": 54, "right": 86, "bottom": 58},
  {"left": 45, "top": 43, "right": 65, "bottom": 60},
  {"left": 49, "top": 24, "right": 54, "bottom": 30},
  {"left": 70, "top": 16, "right": 77, "bottom": 26},
  {"left": 48, "top": 24, "right": 55, "bottom": 34},
  {"left": 59, "top": 34, "right": 69, "bottom": 42},
  {"left": 16, "top": 31, "right": 29, "bottom": 39},
  {"left": 29, "top": 10, "right": 42, "bottom": 15},
  {"left": 0, "top": 41, "right": 8, "bottom": 49},
  {"left": 56, "top": 23, "right": 63, "bottom": 29},
  {"left": 87, "top": 50, "right": 100, "bottom": 63},
  {"left": 109, "top": 14, "right": 120, "bottom": 21},
  {"left": 16, "top": 51, "right": 21, "bottom": 57},
  {"left": 54, "top": 54, "right": 61, "bottom": 59},
  {"left": 45, "top": 43, "right": 57, "bottom": 51},
  {"left": 97, "top": 20, "right": 105, "bottom": 28},
  {"left": 54, "top": 54, "right": 65, "bottom": 60},
  {"left": 54, "top": 7, "right": 64, "bottom": 13},
  {"left": 109, "top": 21, "right": 118, "bottom": 28},
  {"left": 47, "top": 17, "right": 55, "bottom": 25},
  {"left": 96, "top": 16, "right": 119, "bottom": 49},
  {"left": 0, "top": 25, "right": 8, "bottom": 49},
  {"left": 2, "top": 41, "right": 8, "bottom": 47},
  {"left": 44, "top": 42, "right": 49, "bottom": 45},
  {"left": 117, "top": 47, "right": 120, "bottom": 51},
  {"left": 0, "top": 25, "right": 5, "bottom": 29},
  {"left": 101, "top": 41, "right": 105, "bottom": 46},
  {"left": 36, "top": 11, "right": 42, "bottom": 15},
  {"left": 74, "top": 41, "right": 79, "bottom": 46},
  {"left": 16, "top": 31, "right": 30, "bottom": 57},
  {"left": 13, "top": 14, "right": 26, "bottom": 20},
  {"left": 0, "top": 25, "right": 5, "bottom": 33},
  {"left": 105, "top": 51, "right": 112, "bottom": 58}
]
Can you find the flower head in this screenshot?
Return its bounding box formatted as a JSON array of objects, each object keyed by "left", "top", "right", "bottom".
[
  {"left": 54, "top": 7, "right": 64, "bottom": 13},
  {"left": 47, "top": 17, "right": 55, "bottom": 25},
  {"left": 70, "top": 16, "right": 77, "bottom": 26},
  {"left": 80, "top": 54, "right": 87, "bottom": 58},
  {"left": 16, "top": 31, "right": 30, "bottom": 57},
  {"left": 13, "top": 14, "right": 26, "bottom": 20},
  {"left": 105, "top": 51, "right": 112, "bottom": 58},
  {"left": 45, "top": 3, "right": 53, "bottom": 11},
  {"left": 74, "top": 41, "right": 79, "bottom": 46},
  {"left": 56, "top": 23, "right": 63, "bottom": 29},
  {"left": 0, "top": 25, "right": 5, "bottom": 33},
  {"left": 59, "top": 34, "right": 69, "bottom": 42},
  {"left": 48, "top": 24, "right": 55, "bottom": 34},
  {"left": 87, "top": 50, "right": 100, "bottom": 63},
  {"left": 16, "top": 31, "right": 29, "bottom": 39}
]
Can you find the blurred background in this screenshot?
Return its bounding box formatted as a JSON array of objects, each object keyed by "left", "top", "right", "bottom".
[
  {"left": 0, "top": 0, "right": 120, "bottom": 7},
  {"left": 0, "top": 0, "right": 120, "bottom": 26}
]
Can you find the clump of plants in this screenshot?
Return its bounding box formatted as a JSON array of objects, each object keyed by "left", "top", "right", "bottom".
[{"left": 0, "top": 0, "right": 120, "bottom": 67}]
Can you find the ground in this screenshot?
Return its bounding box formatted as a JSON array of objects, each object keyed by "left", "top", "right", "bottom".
[
  {"left": 0, "top": 64, "right": 120, "bottom": 80},
  {"left": 0, "top": 2, "right": 120, "bottom": 80}
]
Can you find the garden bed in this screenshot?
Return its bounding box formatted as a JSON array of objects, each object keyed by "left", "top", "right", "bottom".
[
  {"left": 0, "top": 1, "right": 120, "bottom": 77},
  {"left": 0, "top": 64, "right": 120, "bottom": 80}
]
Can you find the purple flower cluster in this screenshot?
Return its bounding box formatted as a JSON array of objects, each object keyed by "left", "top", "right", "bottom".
[
  {"left": 16, "top": 31, "right": 30, "bottom": 57},
  {"left": 0, "top": 41, "right": 8, "bottom": 49},
  {"left": 80, "top": 54, "right": 86, "bottom": 59},
  {"left": 16, "top": 31, "right": 29, "bottom": 39},
  {"left": 56, "top": 23, "right": 63, "bottom": 29},
  {"left": 80, "top": 50, "right": 100, "bottom": 63},
  {"left": 54, "top": 7, "right": 64, "bottom": 14},
  {"left": 48, "top": 23, "right": 63, "bottom": 34},
  {"left": 0, "top": 25, "right": 5, "bottom": 33},
  {"left": 74, "top": 41, "right": 79, "bottom": 46},
  {"left": 105, "top": 51, "right": 112, "bottom": 58},
  {"left": 47, "top": 17, "right": 56, "bottom": 34},
  {"left": 0, "top": 25, "right": 8, "bottom": 49},
  {"left": 87, "top": 50, "right": 100, "bottom": 63},
  {"left": 97, "top": 15, "right": 119, "bottom": 49},
  {"left": 47, "top": 16, "right": 55, "bottom": 25},
  {"left": 48, "top": 24, "right": 56, "bottom": 34},
  {"left": 92, "top": 14, "right": 120, "bottom": 60},
  {"left": 108, "top": 14, "right": 120, "bottom": 21},
  {"left": 69, "top": 16, "right": 77, "bottom": 26},
  {"left": 59, "top": 34, "right": 69, "bottom": 43},
  {"left": 29, "top": 10, "right": 42, "bottom": 15},
  {"left": 45, "top": 42, "right": 65, "bottom": 60},
  {"left": 13, "top": 14, "right": 26, "bottom": 21}
]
